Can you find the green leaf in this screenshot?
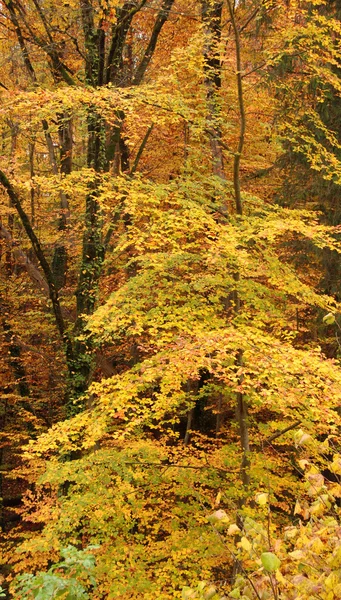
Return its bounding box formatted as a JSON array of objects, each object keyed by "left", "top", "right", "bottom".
[{"left": 261, "top": 552, "right": 281, "bottom": 572}]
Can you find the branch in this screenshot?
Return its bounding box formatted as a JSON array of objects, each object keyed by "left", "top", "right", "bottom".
[
  {"left": 0, "top": 171, "right": 73, "bottom": 361},
  {"left": 41, "top": 119, "right": 70, "bottom": 223},
  {"left": 106, "top": 0, "right": 148, "bottom": 84},
  {"left": 119, "top": 460, "right": 240, "bottom": 473},
  {"left": 0, "top": 222, "right": 48, "bottom": 294},
  {"left": 241, "top": 61, "right": 267, "bottom": 79},
  {"left": 0, "top": 222, "right": 76, "bottom": 323},
  {"left": 31, "top": 0, "right": 54, "bottom": 43},
  {"left": 264, "top": 420, "right": 302, "bottom": 445},
  {"left": 139, "top": 99, "right": 235, "bottom": 159},
  {"left": 239, "top": 6, "right": 260, "bottom": 34},
  {"left": 133, "top": 0, "right": 174, "bottom": 85},
  {"left": 4, "top": 0, "right": 37, "bottom": 81},
  {"left": 129, "top": 123, "right": 154, "bottom": 175},
  {"left": 105, "top": 124, "right": 154, "bottom": 248}
]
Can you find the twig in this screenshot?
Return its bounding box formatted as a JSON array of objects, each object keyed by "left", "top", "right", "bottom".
[
  {"left": 122, "top": 460, "right": 240, "bottom": 473},
  {"left": 264, "top": 420, "right": 302, "bottom": 445},
  {"left": 129, "top": 123, "right": 154, "bottom": 176}
]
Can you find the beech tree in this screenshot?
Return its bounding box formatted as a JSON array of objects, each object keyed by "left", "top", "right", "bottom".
[
  {"left": 0, "top": 1, "right": 341, "bottom": 599},
  {"left": 0, "top": 0, "right": 175, "bottom": 400}
]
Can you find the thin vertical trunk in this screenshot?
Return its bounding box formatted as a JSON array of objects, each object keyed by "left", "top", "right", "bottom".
[
  {"left": 226, "top": 0, "right": 246, "bottom": 216},
  {"left": 226, "top": 0, "right": 250, "bottom": 498},
  {"left": 202, "top": 1, "right": 225, "bottom": 185},
  {"left": 29, "top": 142, "right": 35, "bottom": 226},
  {"left": 236, "top": 350, "right": 250, "bottom": 489},
  {"left": 5, "top": 122, "right": 18, "bottom": 275},
  {"left": 58, "top": 112, "right": 72, "bottom": 223},
  {"left": 183, "top": 380, "right": 199, "bottom": 445},
  {"left": 184, "top": 408, "right": 195, "bottom": 446},
  {"left": 215, "top": 393, "right": 223, "bottom": 436},
  {"left": 0, "top": 295, "right": 34, "bottom": 533},
  {"left": 3, "top": 324, "right": 31, "bottom": 399}
]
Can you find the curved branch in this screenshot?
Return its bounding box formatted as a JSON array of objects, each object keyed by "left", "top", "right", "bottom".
[{"left": 0, "top": 171, "right": 73, "bottom": 362}]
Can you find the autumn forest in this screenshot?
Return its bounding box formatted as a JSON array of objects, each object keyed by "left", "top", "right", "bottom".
[{"left": 0, "top": 0, "right": 341, "bottom": 598}]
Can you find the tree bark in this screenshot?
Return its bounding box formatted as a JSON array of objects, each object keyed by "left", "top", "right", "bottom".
[
  {"left": 226, "top": 0, "right": 250, "bottom": 498},
  {"left": 201, "top": 1, "right": 225, "bottom": 183}
]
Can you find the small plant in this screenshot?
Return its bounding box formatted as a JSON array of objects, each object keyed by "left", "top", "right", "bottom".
[{"left": 13, "top": 545, "right": 98, "bottom": 600}]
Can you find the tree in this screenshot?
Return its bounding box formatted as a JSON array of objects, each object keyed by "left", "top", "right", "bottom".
[
  {"left": 0, "top": 0, "right": 175, "bottom": 403},
  {"left": 0, "top": 0, "right": 177, "bottom": 536},
  {"left": 1, "top": 1, "right": 341, "bottom": 598},
  {"left": 270, "top": 0, "right": 341, "bottom": 308}
]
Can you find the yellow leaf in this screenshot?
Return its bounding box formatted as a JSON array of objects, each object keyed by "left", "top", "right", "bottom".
[
  {"left": 294, "top": 500, "right": 302, "bottom": 515},
  {"left": 255, "top": 492, "right": 268, "bottom": 506},
  {"left": 331, "top": 454, "right": 341, "bottom": 475},
  {"left": 227, "top": 524, "right": 241, "bottom": 536},
  {"left": 298, "top": 459, "right": 310, "bottom": 470},
  {"left": 239, "top": 536, "right": 252, "bottom": 554},
  {"left": 289, "top": 550, "right": 305, "bottom": 560},
  {"left": 276, "top": 570, "right": 286, "bottom": 584},
  {"left": 215, "top": 491, "right": 222, "bottom": 506}
]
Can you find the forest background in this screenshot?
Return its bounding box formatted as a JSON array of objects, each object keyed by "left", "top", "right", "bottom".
[{"left": 1, "top": 0, "right": 341, "bottom": 598}]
